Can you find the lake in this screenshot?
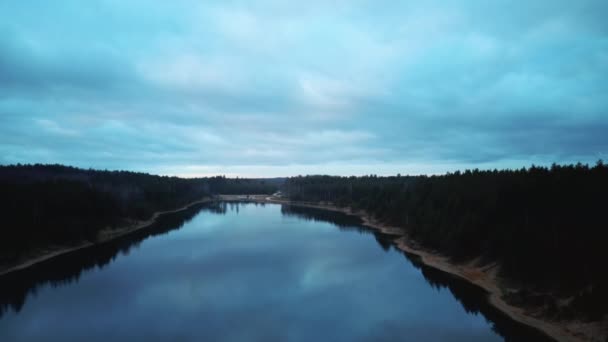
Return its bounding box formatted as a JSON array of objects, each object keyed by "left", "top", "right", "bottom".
[{"left": 0, "top": 202, "right": 553, "bottom": 341}]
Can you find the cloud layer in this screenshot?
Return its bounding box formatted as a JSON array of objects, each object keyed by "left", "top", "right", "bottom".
[{"left": 1, "top": 1, "right": 607, "bottom": 176}]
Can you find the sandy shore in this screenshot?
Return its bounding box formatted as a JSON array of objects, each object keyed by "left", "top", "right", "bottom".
[
  {"left": 226, "top": 195, "right": 606, "bottom": 342},
  {"left": 0, "top": 198, "right": 212, "bottom": 277}
]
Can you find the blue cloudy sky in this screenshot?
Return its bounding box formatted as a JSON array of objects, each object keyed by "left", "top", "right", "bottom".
[{"left": 1, "top": 1, "right": 607, "bottom": 177}]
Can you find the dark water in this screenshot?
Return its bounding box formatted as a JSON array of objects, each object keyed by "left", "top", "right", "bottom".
[{"left": 0, "top": 202, "right": 553, "bottom": 342}]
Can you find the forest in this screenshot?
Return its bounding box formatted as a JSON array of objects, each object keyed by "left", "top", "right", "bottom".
[
  {"left": 283, "top": 161, "right": 608, "bottom": 320},
  {"left": 0, "top": 164, "right": 280, "bottom": 265}
]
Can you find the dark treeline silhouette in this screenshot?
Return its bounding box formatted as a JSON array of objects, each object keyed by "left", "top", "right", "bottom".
[
  {"left": 0, "top": 164, "right": 281, "bottom": 265},
  {"left": 283, "top": 161, "right": 608, "bottom": 320}
]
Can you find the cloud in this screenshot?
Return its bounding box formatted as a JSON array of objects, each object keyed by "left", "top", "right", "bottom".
[
  {"left": 0, "top": 0, "right": 606, "bottom": 175},
  {"left": 34, "top": 119, "right": 80, "bottom": 137}
]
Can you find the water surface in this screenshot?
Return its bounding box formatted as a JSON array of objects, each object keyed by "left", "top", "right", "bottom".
[{"left": 0, "top": 202, "right": 553, "bottom": 341}]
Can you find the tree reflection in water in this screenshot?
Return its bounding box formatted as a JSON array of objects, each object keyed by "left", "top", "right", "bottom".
[{"left": 0, "top": 202, "right": 214, "bottom": 317}]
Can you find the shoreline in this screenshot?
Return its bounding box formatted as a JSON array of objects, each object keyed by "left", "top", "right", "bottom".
[
  {"left": 231, "top": 196, "right": 604, "bottom": 342},
  {"left": 0, "top": 197, "right": 212, "bottom": 277}
]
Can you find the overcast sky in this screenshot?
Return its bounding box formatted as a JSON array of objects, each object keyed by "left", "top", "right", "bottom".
[{"left": 1, "top": 1, "right": 607, "bottom": 177}]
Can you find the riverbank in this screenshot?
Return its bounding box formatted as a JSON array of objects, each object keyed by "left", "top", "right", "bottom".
[
  {"left": 225, "top": 195, "right": 606, "bottom": 342},
  {"left": 0, "top": 197, "right": 212, "bottom": 277}
]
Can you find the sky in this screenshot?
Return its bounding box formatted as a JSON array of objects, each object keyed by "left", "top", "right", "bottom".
[{"left": 1, "top": 1, "right": 607, "bottom": 177}]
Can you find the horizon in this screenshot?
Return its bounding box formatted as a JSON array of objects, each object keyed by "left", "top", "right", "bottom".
[
  {"left": 2, "top": 160, "right": 602, "bottom": 179},
  {"left": 1, "top": 1, "right": 607, "bottom": 177}
]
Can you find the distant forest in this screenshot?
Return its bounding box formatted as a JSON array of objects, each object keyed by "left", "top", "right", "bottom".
[
  {"left": 0, "top": 164, "right": 281, "bottom": 264},
  {"left": 284, "top": 161, "right": 608, "bottom": 320}
]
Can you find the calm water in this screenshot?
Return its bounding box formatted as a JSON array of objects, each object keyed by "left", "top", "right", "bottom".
[{"left": 0, "top": 202, "right": 553, "bottom": 342}]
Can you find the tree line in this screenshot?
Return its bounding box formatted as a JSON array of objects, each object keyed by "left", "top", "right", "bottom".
[
  {"left": 0, "top": 164, "right": 280, "bottom": 265},
  {"left": 283, "top": 161, "right": 608, "bottom": 320}
]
